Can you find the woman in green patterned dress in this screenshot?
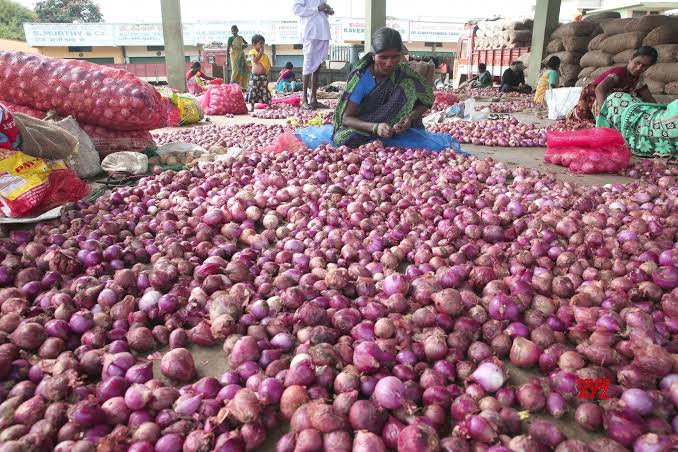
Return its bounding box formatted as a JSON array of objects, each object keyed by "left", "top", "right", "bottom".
[{"left": 596, "top": 92, "right": 678, "bottom": 159}]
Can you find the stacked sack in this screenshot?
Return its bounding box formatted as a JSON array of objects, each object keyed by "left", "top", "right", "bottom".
[
  {"left": 576, "top": 15, "right": 678, "bottom": 94},
  {"left": 0, "top": 51, "right": 162, "bottom": 158},
  {"left": 544, "top": 17, "right": 612, "bottom": 87},
  {"left": 475, "top": 19, "right": 533, "bottom": 50}
]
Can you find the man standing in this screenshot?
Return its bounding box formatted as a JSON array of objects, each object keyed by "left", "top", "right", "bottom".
[{"left": 293, "top": 0, "right": 333, "bottom": 110}]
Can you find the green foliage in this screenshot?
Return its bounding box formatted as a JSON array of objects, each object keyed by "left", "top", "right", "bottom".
[
  {"left": 0, "top": 0, "right": 36, "bottom": 41},
  {"left": 35, "top": 0, "right": 103, "bottom": 23}
]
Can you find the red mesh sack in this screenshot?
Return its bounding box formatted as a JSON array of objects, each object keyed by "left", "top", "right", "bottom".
[
  {"left": 163, "top": 97, "right": 181, "bottom": 128},
  {"left": 1, "top": 100, "right": 46, "bottom": 120},
  {"left": 37, "top": 166, "right": 90, "bottom": 213},
  {"left": 201, "top": 84, "right": 248, "bottom": 115},
  {"left": 0, "top": 51, "right": 164, "bottom": 131},
  {"left": 434, "top": 91, "right": 459, "bottom": 107},
  {"left": 81, "top": 124, "right": 157, "bottom": 158},
  {"left": 262, "top": 131, "right": 306, "bottom": 153},
  {"left": 545, "top": 127, "right": 630, "bottom": 174}
]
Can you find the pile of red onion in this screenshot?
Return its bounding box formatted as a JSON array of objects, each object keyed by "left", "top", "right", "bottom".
[
  {"left": 490, "top": 101, "right": 535, "bottom": 114},
  {"left": 152, "top": 123, "right": 291, "bottom": 150},
  {"left": 427, "top": 117, "right": 547, "bottom": 147},
  {"left": 0, "top": 131, "right": 676, "bottom": 452},
  {"left": 546, "top": 119, "right": 595, "bottom": 133}
]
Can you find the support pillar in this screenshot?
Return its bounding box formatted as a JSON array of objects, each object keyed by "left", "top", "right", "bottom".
[
  {"left": 527, "top": 0, "right": 562, "bottom": 86},
  {"left": 161, "top": 0, "right": 186, "bottom": 92},
  {"left": 365, "top": 0, "right": 386, "bottom": 52}
]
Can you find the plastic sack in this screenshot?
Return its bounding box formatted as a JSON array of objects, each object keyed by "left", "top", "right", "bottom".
[
  {"left": 383, "top": 128, "right": 463, "bottom": 152},
  {"left": 101, "top": 151, "right": 149, "bottom": 175},
  {"left": 149, "top": 142, "right": 207, "bottom": 166},
  {"left": 0, "top": 149, "right": 88, "bottom": 218},
  {"left": 263, "top": 132, "right": 307, "bottom": 153},
  {"left": 81, "top": 124, "right": 157, "bottom": 158},
  {"left": 0, "top": 51, "right": 164, "bottom": 131},
  {"left": 545, "top": 87, "right": 582, "bottom": 120},
  {"left": 171, "top": 93, "right": 204, "bottom": 125},
  {"left": 13, "top": 113, "right": 79, "bottom": 160},
  {"left": 294, "top": 124, "right": 464, "bottom": 152},
  {"left": 0, "top": 104, "right": 20, "bottom": 150},
  {"left": 55, "top": 117, "right": 101, "bottom": 179},
  {"left": 294, "top": 125, "right": 335, "bottom": 149},
  {"left": 201, "top": 84, "right": 248, "bottom": 115},
  {"left": 208, "top": 79, "right": 224, "bottom": 85},
  {"left": 545, "top": 127, "right": 630, "bottom": 174}
]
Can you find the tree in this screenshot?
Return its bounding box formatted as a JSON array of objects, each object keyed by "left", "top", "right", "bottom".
[
  {"left": 35, "top": 0, "right": 103, "bottom": 23},
  {"left": 0, "top": 0, "right": 36, "bottom": 41}
]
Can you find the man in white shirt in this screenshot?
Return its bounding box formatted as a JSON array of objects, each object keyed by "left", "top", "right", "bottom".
[{"left": 293, "top": 0, "right": 333, "bottom": 110}]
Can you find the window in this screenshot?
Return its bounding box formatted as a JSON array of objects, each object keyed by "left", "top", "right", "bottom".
[
  {"left": 293, "top": 44, "right": 303, "bottom": 50},
  {"left": 147, "top": 46, "right": 165, "bottom": 52},
  {"left": 424, "top": 42, "right": 443, "bottom": 48},
  {"left": 68, "top": 46, "right": 92, "bottom": 53}
]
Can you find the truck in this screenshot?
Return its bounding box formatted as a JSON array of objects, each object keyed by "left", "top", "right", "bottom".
[{"left": 452, "top": 21, "right": 530, "bottom": 88}]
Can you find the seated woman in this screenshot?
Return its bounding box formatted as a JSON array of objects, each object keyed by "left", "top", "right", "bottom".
[
  {"left": 276, "top": 62, "right": 302, "bottom": 93},
  {"left": 186, "top": 62, "right": 215, "bottom": 96},
  {"left": 570, "top": 46, "right": 658, "bottom": 122},
  {"left": 597, "top": 92, "right": 677, "bottom": 159},
  {"left": 534, "top": 56, "right": 561, "bottom": 105},
  {"left": 332, "top": 27, "right": 435, "bottom": 148}
]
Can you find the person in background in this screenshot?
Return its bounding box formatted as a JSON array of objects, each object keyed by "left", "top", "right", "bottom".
[
  {"left": 227, "top": 25, "right": 249, "bottom": 90},
  {"left": 534, "top": 56, "right": 561, "bottom": 105},
  {"left": 438, "top": 59, "right": 449, "bottom": 86},
  {"left": 185, "top": 62, "right": 215, "bottom": 95},
  {"left": 473, "top": 63, "right": 493, "bottom": 88},
  {"left": 501, "top": 61, "right": 531, "bottom": 93},
  {"left": 570, "top": 46, "right": 658, "bottom": 122},
  {"left": 597, "top": 92, "right": 677, "bottom": 159},
  {"left": 293, "top": 0, "right": 333, "bottom": 110},
  {"left": 332, "top": 27, "right": 434, "bottom": 148},
  {"left": 277, "top": 62, "right": 302, "bottom": 93},
  {"left": 245, "top": 35, "right": 272, "bottom": 110}
]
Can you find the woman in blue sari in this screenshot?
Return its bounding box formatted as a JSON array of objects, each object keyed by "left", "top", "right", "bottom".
[{"left": 332, "top": 27, "right": 435, "bottom": 148}]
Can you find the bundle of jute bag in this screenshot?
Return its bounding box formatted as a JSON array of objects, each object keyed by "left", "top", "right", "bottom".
[
  {"left": 599, "top": 32, "right": 647, "bottom": 55},
  {"left": 547, "top": 39, "right": 564, "bottom": 53},
  {"left": 578, "top": 67, "right": 596, "bottom": 79},
  {"left": 580, "top": 51, "right": 614, "bottom": 68},
  {"left": 601, "top": 18, "right": 633, "bottom": 35},
  {"left": 643, "top": 25, "right": 678, "bottom": 46},
  {"left": 643, "top": 79, "right": 666, "bottom": 94},
  {"left": 13, "top": 112, "right": 79, "bottom": 161},
  {"left": 562, "top": 36, "right": 590, "bottom": 53},
  {"left": 644, "top": 63, "right": 678, "bottom": 84},
  {"left": 543, "top": 51, "right": 582, "bottom": 65},
  {"left": 613, "top": 49, "right": 635, "bottom": 64},
  {"left": 625, "top": 15, "right": 676, "bottom": 33},
  {"left": 551, "top": 21, "right": 597, "bottom": 39},
  {"left": 582, "top": 12, "right": 620, "bottom": 22},
  {"left": 588, "top": 33, "right": 610, "bottom": 51}
]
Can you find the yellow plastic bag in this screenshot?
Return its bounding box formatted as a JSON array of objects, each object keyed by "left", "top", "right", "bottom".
[
  {"left": 171, "top": 93, "right": 204, "bottom": 126},
  {"left": 0, "top": 150, "right": 88, "bottom": 218}
]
